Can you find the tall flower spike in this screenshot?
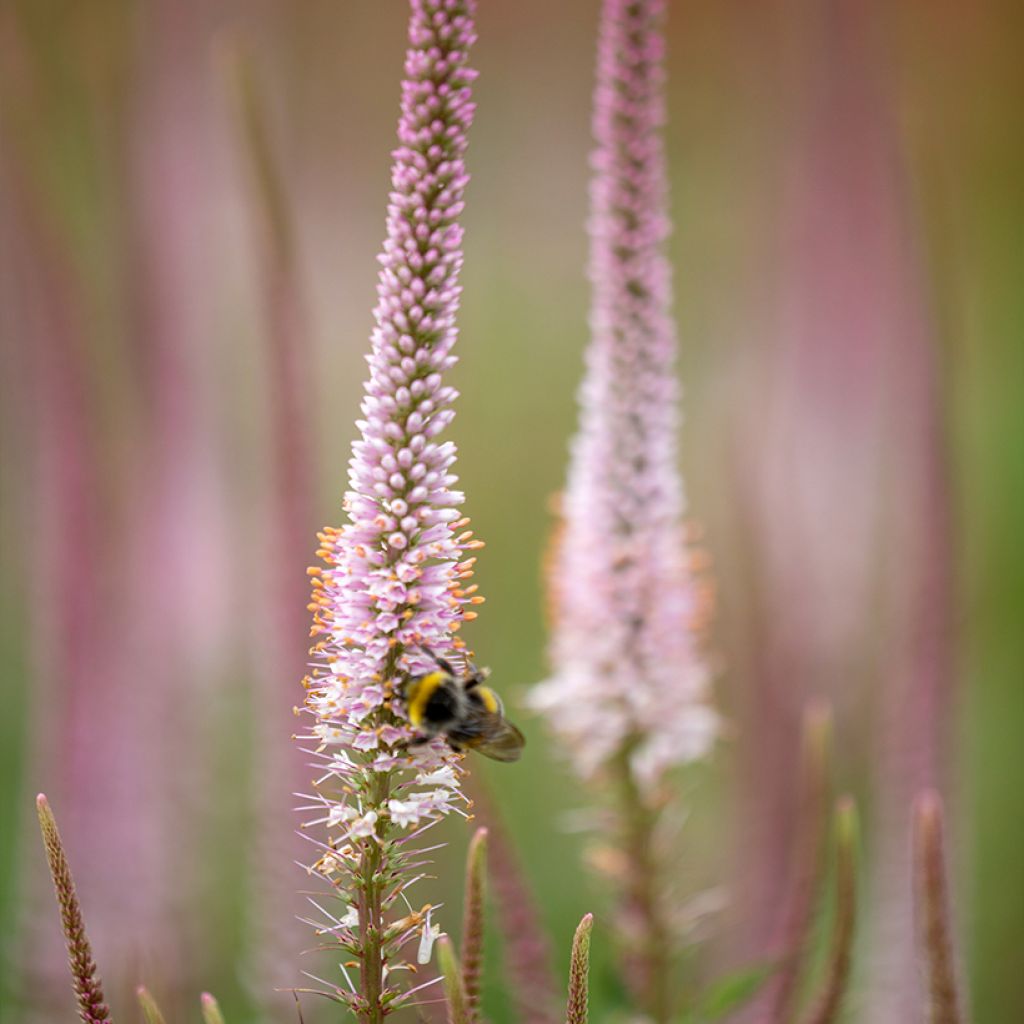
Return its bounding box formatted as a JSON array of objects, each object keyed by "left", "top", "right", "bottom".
[
  {"left": 529, "top": 2, "right": 715, "bottom": 1018},
  {"left": 530, "top": 0, "right": 715, "bottom": 786},
  {"left": 297, "top": 2, "right": 482, "bottom": 1019}
]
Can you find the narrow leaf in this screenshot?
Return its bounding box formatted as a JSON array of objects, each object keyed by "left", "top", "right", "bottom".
[
  {"left": 224, "top": 45, "right": 293, "bottom": 268},
  {"left": 136, "top": 987, "right": 167, "bottom": 1024},
  {"left": 766, "top": 700, "right": 832, "bottom": 1021},
  {"left": 800, "top": 797, "right": 858, "bottom": 1024},
  {"left": 914, "top": 790, "right": 967, "bottom": 1024},
  {"left": 35, "top": 794, "right": 114, "bottom": 1024},
  {"left": 201, "top": 992, "right": 227, "bottom": 1024},
  {"left": 438, "top": 935, "right": 470, "bottom": 1024},
  {"left": 566, "top": 914, "right": 593, "bottom": 1024},
  {"left": 461, "top": 827, "right": 488, "bottom": 1022}
]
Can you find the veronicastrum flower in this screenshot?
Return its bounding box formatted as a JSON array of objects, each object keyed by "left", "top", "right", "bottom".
[
  {"left": 530, "top": 4, "right": 717, "bottom": 1018},
  {"left": 296, "top": 1, "right": 484, "bottom": 1017},
  {"left": 530, "top": 0, "right": 716, "bottom": 788}
]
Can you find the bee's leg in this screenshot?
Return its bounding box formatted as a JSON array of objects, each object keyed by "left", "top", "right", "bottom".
[
  {"left": 418, "top": 643, "right": 457, "bottom": 676},
  {"left": 463, "top": 666, "right": 491, "bottom": 692},
  {"left": 407, "top": 734, "right": 432, "bottom": 747}
]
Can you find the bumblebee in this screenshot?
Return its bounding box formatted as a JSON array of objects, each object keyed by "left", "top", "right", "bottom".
[{"left": 401, "top": 647, "right": 525, "bottom": 763}]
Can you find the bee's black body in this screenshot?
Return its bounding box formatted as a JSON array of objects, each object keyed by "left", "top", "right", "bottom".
[{"left": 401, "top": 646, "right": 525, "bottom": 763}]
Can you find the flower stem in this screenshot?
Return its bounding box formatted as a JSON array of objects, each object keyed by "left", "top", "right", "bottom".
[
  {"left": 359, "top": 771, "right": 394, "bottom": 1024},
  {"left": 615, "top": 746, "right": 672, "bottom": 1024}
]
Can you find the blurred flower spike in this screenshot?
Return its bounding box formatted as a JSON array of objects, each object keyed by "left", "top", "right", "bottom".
[
  {"left": 297, "top": 0, "right": 484, "bottom": 1017},
  {"left": 530, "top": 0, "right": 716, "bottom": 788}
]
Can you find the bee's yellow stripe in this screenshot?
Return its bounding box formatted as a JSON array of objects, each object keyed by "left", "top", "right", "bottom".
[
  {"left": 407, "top": 671, "right": 448, "bottom": 726},
  {"left": 476, "top": 686, "right": 500, "bottom": 714}
]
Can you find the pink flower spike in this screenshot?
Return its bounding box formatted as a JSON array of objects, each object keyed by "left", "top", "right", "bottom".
[
  {"left": 530, "top": 0, "right": 716, "bottom": 788},
  {"left": 297, "top": 1, "right": 483, "bottom": 1018},
  {"left": 529, "top": 2, "right": 717, "bottom": 1017}
]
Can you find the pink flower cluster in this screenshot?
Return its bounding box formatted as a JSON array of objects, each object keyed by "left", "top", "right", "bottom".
[
  {"left": 531, "top": 0, "right": 716, "bottom": 786},
  {"left": 297, "top": 2, "right": 484, "bottom": 995}
]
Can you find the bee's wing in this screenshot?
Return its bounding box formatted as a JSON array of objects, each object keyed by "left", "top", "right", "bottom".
[
  {"left": 453, "top": 705, "right": 525, "bottom": 763},
  {"left": 472, "top": 718, "right": 526, "bottom": 763}
]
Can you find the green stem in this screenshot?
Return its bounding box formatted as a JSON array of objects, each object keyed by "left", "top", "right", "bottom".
[
  {"left": 358, "top": 768, "right": 393, "bottom": 1023},
  {"left": 615, "top": 745, "right": 672, "bottom": 1024},
  {"left": 357, "top": 642, "right": 406, "bottom": 1024}
]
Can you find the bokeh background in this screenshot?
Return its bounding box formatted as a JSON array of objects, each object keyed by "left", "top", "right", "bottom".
[{"left": 1, "top": 0, "right": 1021, "bottom": 1021}]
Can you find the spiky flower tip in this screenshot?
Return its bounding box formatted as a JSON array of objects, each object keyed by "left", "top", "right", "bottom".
[
  {"left": 913, "top": 790, "right": 966, "bottom": 1024},
  {"left": 529, "top": 0, "right": 716, "bottom": 788},
  {"left": 35, "top": 795, "right": 113, "bottom": 1024},
  {"left": 295, "top": 1, "right": 482, "bottom": 1018}
]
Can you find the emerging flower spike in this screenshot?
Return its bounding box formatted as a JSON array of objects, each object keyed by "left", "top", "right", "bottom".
[
  {"left": 566, "top": 914, "right": 594, "bottom": 1024},
  {"left": 297, "top": 2, "right": 482, "bottom": 1018},
  {"left": 530, "top": 0, "right": 716, "bottom": 788},
  {"left": 137, "top": 986, "right": 168, "bottom": 1024},
  {"left": 35, "top": 795, "right": 113, "bottom": 1024},
  {"left": 460, "top": 828, "right": 488, "bottom": 1023},
  {"left": 200, "top": 993, "right": 226, "bottom": 1024},
  {"left": 913, "top": 791, "right": 967, "bottom": 1024}
]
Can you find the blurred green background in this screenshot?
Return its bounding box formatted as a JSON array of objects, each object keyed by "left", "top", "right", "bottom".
[{"left": 1, "top": 1, "right": 1022, "bottom": 1021}]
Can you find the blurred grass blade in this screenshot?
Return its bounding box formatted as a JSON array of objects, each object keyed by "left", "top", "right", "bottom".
[
  {"left": 224, "top": 43, "right": 292, "bottom": 267},
  {"left": 800, "top": 797, "right": 858, "bottom": 1024},
  {"left": 914, "top": 791, "right": 967, "bottom": 1024},
  {"left": 438, "top": 935, "right": 470, "bottom": 1024},
  {"left": 765, "top": 700, "right": 832, "bottom": 1021},
  {"left": 461, "top": 827, "right": 488, "bottom": 1022},
  {"left": 136, "top": 987, "right": 167, "bottom": 1024},
  {"left": 201, "top": 992, "right": 226, "bottom": 1024},
  {"left": 687, "top": 961, "right": 779, "bottom": 1021},
  {"left": 36, "top": 794, "right": 114, "bottom": 1024},
  {"left": 566, "top": 914, "right": 593, "bottom": 1024}
]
